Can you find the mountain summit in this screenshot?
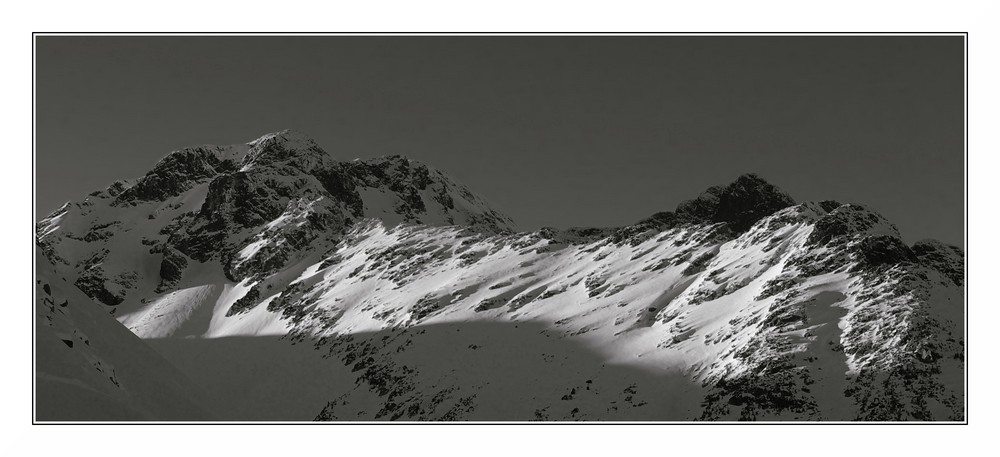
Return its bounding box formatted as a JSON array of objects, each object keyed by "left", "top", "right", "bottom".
[
  {"left": 36, "top": 131, "right": 964, "bottom": 422},
  {"left": 674, "top": 173, "right": 797, "bottom": 232},
  {"left": 38, "top": 130, "right": 515, "bottom": 303}
]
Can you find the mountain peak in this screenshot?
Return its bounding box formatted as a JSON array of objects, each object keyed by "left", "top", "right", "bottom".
[
  {"left": 241, "top": 129, "right": 331, "bottom": 172},
  {"left": 247, "top": 129, "right": 317, "bottom": 147},
  {"left": 675, "top": 173, "right": 796, "bottom": 233},
  {"left": 729, "top": 172, "right": 774, "bottom": 187}
]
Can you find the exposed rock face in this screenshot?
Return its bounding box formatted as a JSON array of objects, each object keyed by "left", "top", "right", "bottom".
[
  {"left": 855, "top": 234, "right": 917, "bottom": 268},
  {"left": 675, "top": 173, "right": 797, "bottom": 233},
  {"left": 240, "top": 130, "right": 332, "bottom": 172},
  {"left": 115, "top": 146, "right": 242, "bottom": 204},
  {"left": 912, "top": 239, "right": 964, "bottom": 286},
  {"left": 156, "top": 247, "right": 188, "bottom": 293},
  {"left": 807, "top": 203, "right": 900, "bottom": 247},
  {"left": 71, "top": 249, "right": 126, "bottom": 307}
]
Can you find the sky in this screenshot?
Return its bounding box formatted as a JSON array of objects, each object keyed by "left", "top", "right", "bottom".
[{"left": 35, "top": 36, "right": 964, "bottom": 246}]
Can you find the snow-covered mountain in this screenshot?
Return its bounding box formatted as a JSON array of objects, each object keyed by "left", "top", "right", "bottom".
[{"left": 35, "top": 131, "right": 964, "bottom": 421}]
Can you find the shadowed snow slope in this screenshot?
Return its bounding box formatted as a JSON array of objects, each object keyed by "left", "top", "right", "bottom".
[
  {"left": 36, "top": 131, "right": 964, "bottom": 421},
  {"left": 35, "top": 249, "right": 216, "bottom": 421}
]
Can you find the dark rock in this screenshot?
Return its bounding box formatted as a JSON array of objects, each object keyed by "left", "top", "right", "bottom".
[
  {"left": 912, "top": 239, "right": 964, "bottom": 286},
  {"left": 199, "top": 172, "right": 286, "bottom": 228},
  {"left": 227, "top": 287, "right": 261, "bottom": 316},
  {"left": 71, "top": 250, "right": 125, "bottom": 307},
  {"left": 114, "top": 146, "right": 238, "bottom": 204},
  {"left": 675, "top": 173, "right": 796, "bottom": 233},
  {"left": 73, "top": 273, "right": 123, "bottom": 307},
  {"left": 856, "top": 235, "right": 917, "bottom": 268},
  {"left": 240, "top": 130, "right": 330, "bottom": 172},
  {"left": 82, "top": 221, "right": 121, "bottom": 242},
  {"left": 106, "top": 180, "right": 132, "bottom": 197},
  {"left": 683, "top": 251, "right": 716, "bottom": 276},
  {"left": 171, "top": 230, "right": 228, "bottom": 264},
  {"left": 314, "top": 167, "right": 364, "bottom": 217},
  {"left": 818, "top": 200, "right": 842, "bottom": 213},
  {"left": 807, "top": 204, "right": 898, "bottom": 247},
  {"left": 156, "top": 248, "right": 189, "bottom": 293}
]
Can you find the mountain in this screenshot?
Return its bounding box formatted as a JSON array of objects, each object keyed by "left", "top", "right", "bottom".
[{"left": 35, "top": 131, "right": 964, "bottom": 421}]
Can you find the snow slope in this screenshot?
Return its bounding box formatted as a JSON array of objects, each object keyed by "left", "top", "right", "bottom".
[
  {"left": 35, "top": 132, "right": 965, "bottom": 421},
  {"left": 35, "top": 248, "right": 216, "bottom": 421}
]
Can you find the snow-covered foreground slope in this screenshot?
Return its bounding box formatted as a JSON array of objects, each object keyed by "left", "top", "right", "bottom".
[
  {"left": 35, "top": 131, "right": 964, "bottom": 421},
  {"left": 35, "top": 249, "right": 216, "bottom": 421}
]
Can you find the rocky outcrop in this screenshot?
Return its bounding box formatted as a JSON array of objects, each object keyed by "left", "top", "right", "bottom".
[
  {"left": 912, "top": 239, "right": 964, "bottom": 286},
  {"left": 114, "top": 146, "right": 240, "bottom": 205},
  {"left": 675, "top": 173, "right": 797, "bottom": 233},
  {"left": 155, "top": 247, "right": 188, "bottom": 293},
  {"left": 807, "top": 203, "right": 900, "bottom": 247}
]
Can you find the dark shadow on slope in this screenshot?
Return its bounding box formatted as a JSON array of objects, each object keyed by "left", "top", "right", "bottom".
[
  {"left": 144, "top": 312, "right": 964, "bottom": 421},
  {"left": 114, "top": 320, "right": 962, "bottom": 421},
  {"left": 147, "top": 321, "right": 708, "bottom": 421},
  {"left": 146, "top": 335, "right": 356, "bottom": 421},
  {"left": 35, "top": 263, "right": 217, "bottom": 422}
]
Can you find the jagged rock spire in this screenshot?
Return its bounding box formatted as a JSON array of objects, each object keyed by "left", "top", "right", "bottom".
[{"left": 675, "top": 173, "right": 797, "bottom": 233}]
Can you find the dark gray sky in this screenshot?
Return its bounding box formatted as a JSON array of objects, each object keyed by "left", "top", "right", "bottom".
[{"left": 35, "top": 36, "right": 964, "bottom": 246}]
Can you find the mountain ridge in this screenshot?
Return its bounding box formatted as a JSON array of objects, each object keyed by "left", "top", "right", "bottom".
[{"left": 35, "top": 130, "right": 964, "bottom": 421}]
